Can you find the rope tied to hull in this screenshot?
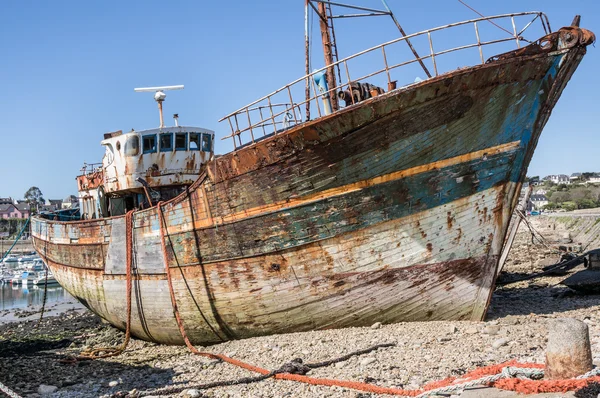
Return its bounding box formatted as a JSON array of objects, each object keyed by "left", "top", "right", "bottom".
[{"left": 78, "top": 210, "right": 134, "bottom": 359}]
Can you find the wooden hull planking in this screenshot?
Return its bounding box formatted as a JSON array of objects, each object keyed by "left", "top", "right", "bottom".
[{"left": 32, "top": 46, "right": 587, "bottom": 345}]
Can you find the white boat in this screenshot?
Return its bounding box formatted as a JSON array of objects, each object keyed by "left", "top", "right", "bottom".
[
  {"left": 2, "top": 256, "right": 19, "bottom": 264},
  {"left": 32, "top": 272, "right": 59, "bottom": 285},
  {"left": 18, "top": 255, "right": 38, "bottom": 263}
]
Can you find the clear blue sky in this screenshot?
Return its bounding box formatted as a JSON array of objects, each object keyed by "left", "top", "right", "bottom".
[{"left": 0, "top": 0, "right": 597, "bottom": 200}]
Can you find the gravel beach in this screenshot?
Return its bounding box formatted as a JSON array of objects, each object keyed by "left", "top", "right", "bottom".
[{"left": 2, "top": 216, "right": 600, "bottom": 398}]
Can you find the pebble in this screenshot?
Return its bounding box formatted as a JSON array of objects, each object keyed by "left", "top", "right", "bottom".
[
  {"left": 465, "top": 327, "right": 478, "bottom": 334},
  {"left": 108, "top": 380, "right": 119, "bottom": 387},
  {"left": 483, "top": 325, "right": 500, "bottom": 335},
  {"left": 38, "top": 385, "right": 58, "bottom": 395},
  {"left": 184, "top": 389, "right": 202, "bottom": 398},
  {"left": 448, "top": 325, "right": 458, "bottom": 334},
  {"left": 492, "top": 338, "right": 510, "bottom": 349},
  {"left": 371, "top": 322, "right": 382, "bottom": 329},
  {"left": 360, "top": 357, "right": 377, "bottom": 366}
]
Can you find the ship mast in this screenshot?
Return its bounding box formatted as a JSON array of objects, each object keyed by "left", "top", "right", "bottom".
[
  {"left": 303, "top": 1, "right": 433, "bottom": 117},
  {"left": 316, "top": 2, "right": 339, "bottom": 113}
]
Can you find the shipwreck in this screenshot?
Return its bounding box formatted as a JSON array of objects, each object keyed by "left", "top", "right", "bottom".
[{"left": 32, "top": 2, "right": 594, "bottom": 345}]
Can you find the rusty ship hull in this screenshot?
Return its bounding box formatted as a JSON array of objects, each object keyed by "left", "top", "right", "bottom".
[{"left": 32, "top": 35, "right": 589, "bottom": 345}]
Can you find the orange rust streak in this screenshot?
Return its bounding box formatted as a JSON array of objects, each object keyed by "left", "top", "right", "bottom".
[{"left": 199, "top": 140, "right": 521, "bottom": 228}]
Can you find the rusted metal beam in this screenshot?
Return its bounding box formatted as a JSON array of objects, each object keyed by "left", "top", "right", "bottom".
[{"left": 317, "top": 2, "right": 339, "bottom": 112}]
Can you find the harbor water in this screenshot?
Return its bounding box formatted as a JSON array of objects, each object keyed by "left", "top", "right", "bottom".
[
  {"left": 0, "top": 260, "right": 74, "bottom": 311},
  {"left": 0, "top": 282, "right": 72, "bottom": 311}
]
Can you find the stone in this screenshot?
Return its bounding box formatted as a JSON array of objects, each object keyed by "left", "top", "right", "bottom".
[
  {"left": 371, "top": 322, "right": 382, "bottom": 329},
  {"left": 38, "top": 385, "right": 58, "bottom": 395},
  {"left": 108, "top": 380, "right": 119, "bottom": 387},
  {"left": 545, "top": 318, "right": 593, "bottom": 379},
  {"left": 465, "top": 327, "right": 478, "bottom": 334},
  {"left": 360, "top": 357, "right": 377, "bottom": 366},
  {"left": 483, "top": 325, "right": 500, "bottom": 336},
  {"left": 491, "top": 338, "right": 510, "bottom": 349},
  {"left": 185, "top": 389, "right": 202, "bottom": 398},
  {"left": 448, "top": 325, "right": 458, "bottom": 334}
]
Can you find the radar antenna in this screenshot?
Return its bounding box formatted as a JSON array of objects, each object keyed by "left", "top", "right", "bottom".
[{"left": 134, "top": 85, "right": 184, "bottom": 128}]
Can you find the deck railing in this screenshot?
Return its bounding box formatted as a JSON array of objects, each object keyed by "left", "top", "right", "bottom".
[{"left": 219, "top": 12, "right": 551, "bottom": 149}]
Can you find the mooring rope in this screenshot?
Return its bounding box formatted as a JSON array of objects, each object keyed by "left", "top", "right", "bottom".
[
  {"left": 78, "top": 210, "right": 134, "bottom": 359},
  {"left": 35, "top": 264, "right": 49, "bottom": 329},
  {"left": 0, "top": 380, "right": 22, "bottom": 398}
]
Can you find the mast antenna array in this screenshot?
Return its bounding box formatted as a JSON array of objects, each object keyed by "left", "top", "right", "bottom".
[{"left": 134, "top": 85, "right": 184, "bottom": 128}]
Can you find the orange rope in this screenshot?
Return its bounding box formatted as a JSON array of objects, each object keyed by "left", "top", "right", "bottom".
[{"left": 155, "top": 202, "right": 600, "bottom": 395}]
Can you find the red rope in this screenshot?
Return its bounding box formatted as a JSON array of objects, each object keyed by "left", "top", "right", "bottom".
[{"left": 156, "top": 201, "right": 597, "bottom": 396}]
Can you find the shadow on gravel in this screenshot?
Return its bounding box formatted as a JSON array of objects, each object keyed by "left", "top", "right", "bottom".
[
  {"left": 486, "top": 282, "right": 600, "bottom": 319},
  {"left": 0, "top": 339, "right": 177, "bottom": 397}
]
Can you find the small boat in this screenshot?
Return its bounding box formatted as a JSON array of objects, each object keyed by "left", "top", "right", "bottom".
[
  {"left": 32, "top": 271, "right": 59, "bottom": 286},
  {"left": 18, "top": 255, "right": 35, "bottom": 263},
  {"left": 10, "top": 271, "right": 27, "bottom": 285},
  {"left": 2, "top": 256, "right": 19, "bottom": 264},
  {"left": 31, "top": 4, "right": 594, "bottom": 345}
]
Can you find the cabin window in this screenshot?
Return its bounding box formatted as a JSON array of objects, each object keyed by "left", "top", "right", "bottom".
[
  {"left": 189, "top": 133, "right": 200, "bottom": 150},
  {"left": 124, "top": 135, "right": 140, "bottom": 156},
  {"left": 175, "top": 133, "right": 187, "bottom": 151},
  {"left": 142, "top": 134, "right": 157, "bottom": 154},
  {"left": 201, "top": 134, "right": 212, "bottom": 152},
  {"left": 160, "top": 133, "right": 173, "bottom": 152}
]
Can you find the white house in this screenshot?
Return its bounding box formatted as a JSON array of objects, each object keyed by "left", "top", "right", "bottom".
[
  {"left": 544, "top": 174, "right": 570, "bottom": 185},
  {"left": 530, "top": 194, "right": 549, "bottom": 210}
]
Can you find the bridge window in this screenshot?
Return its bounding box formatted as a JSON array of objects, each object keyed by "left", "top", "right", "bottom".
[
  {"left": 189, "top": 133, "right": 200, "bottom": 150},
  {"left": 142, "top": 134, "right": 157, "bottom": 154},
  {"left": 175, "top": 133, "right": 187, "bottom": 151},
  {"left": 124, "top": 135, "right": 140, "bottom": 156},
  {"left": 160, "top": 133, "right": 173, "bottom": 152},
  {"left": 201, "top": 133, "right": 212, "bottom": 152}
]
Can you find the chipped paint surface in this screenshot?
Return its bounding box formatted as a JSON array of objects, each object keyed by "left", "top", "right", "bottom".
[{"left": 32, "top": 37, "right": 590, "bottom": 345}]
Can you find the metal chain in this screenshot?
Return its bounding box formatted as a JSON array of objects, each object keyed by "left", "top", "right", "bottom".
[{"left": 0, "top": 380, "right": 23, "bottom": 398}]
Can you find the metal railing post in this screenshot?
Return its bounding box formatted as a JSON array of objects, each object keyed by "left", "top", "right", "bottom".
[
  {"left": 427, "top": 32, "right": 438, "bottom": 76},
  {"left": 382, "top": 46, "right": 392, "bottom": 86},
  {"left": 267, "top": 97, "right": 277, "bottom": 134},
  {"left": 227, "top": 118, "right": 237, "bottom": 149},
  {"left": 474, "top": 22, "right": 484, "bottom": 64},
  {"left": 245, "top": 108, "right": 255, "bottom": 143},
  {"left": 511, "top": 17, "right": 520, "bottom": 48},
  {"left": 343, "top": 60, "right": 355, "bottom": 105},
  {"left": 287, "top": 87, "right": 299, "bottom": 124}
]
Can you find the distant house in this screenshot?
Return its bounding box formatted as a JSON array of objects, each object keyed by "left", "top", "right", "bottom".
[
  {"left": 39, "top": 204, "right": 59, "bottom": 213},
  {"left": 48, "top": 199, "right": 62, "bottom": 209},
  {"left": 530, "top": 194, "right": 548, "bottom": 210},
  {"left": 570, "top": 173, "right": 582, "bottom": 182},
  {"left": 62, "top": 195, "right": 79, "bottom": 209},
  {"left": 589, "top": 174, "right": 600, "bottom": 184},
  {"left": 15, "top": 203, "right": 30, "bottom": 219},
  {"left": 0, "top": 204, "right": 28, "bottom": 219},
  {"left": 0, "top": 197, "right": 14, "bottom": 205},
  {"left": 534, "top": 188, "right": 548, "bottom": 195},
  {"left": 544, "top": 174, "right": 570, "bottom": 185}
]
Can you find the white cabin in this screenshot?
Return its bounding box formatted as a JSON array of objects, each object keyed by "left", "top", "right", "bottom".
[{"left": 77, "top": 126, "right": 214, "bottom": 219}]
